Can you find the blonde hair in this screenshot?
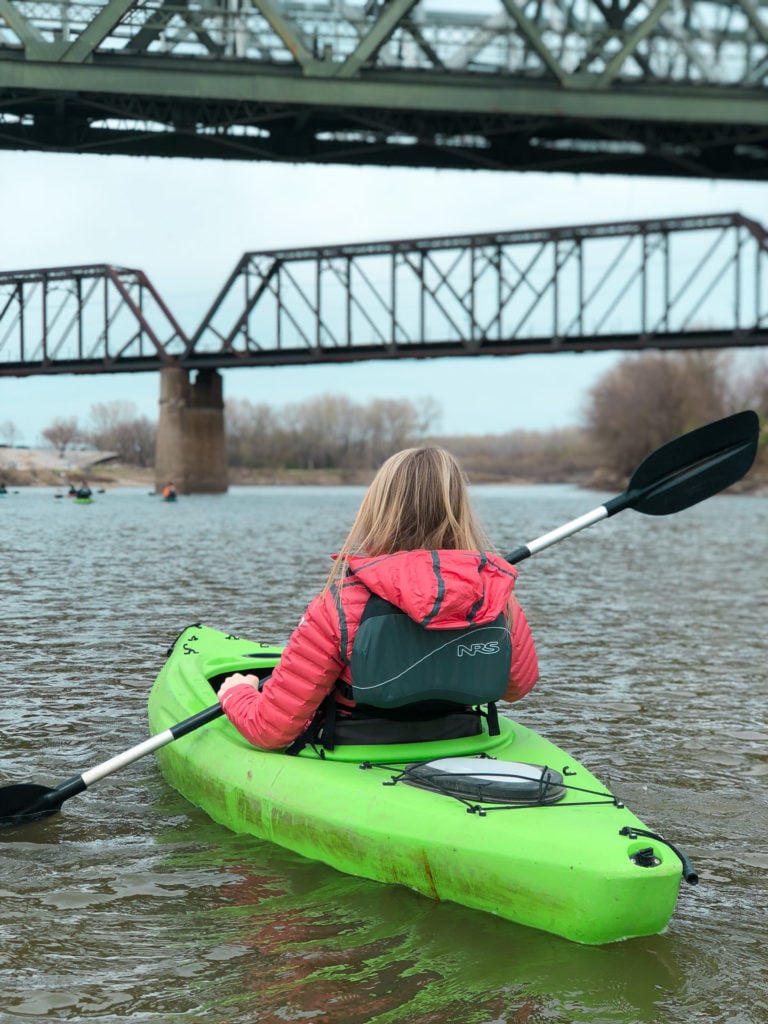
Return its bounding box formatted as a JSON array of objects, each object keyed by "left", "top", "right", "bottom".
[{"left": 327, "top": 447, "right": 491, "bottom": 587}]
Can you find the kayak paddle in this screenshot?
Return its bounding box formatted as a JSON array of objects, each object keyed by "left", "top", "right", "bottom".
[
  {"left": 0, "top": 704, "right": 224, "bottom": 829},
  {"left": 0, "top": 410, "right": 760, "bottom": 829},
  {"left": 506, "top": 410, "right": 759, "bottom": 564}
]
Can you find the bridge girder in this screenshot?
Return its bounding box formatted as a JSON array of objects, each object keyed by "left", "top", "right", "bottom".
[{"left": 0, "top": 1, "right": 767, "bottom": 177}]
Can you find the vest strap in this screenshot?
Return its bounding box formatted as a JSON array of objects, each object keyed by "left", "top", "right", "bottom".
[{"left": 485, "top": 701, "right": 500, "bottom": 736}]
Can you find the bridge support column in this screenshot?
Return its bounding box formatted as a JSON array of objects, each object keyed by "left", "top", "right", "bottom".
[{"left": 154, "top": 366, "right": 228, "bottom": 494}]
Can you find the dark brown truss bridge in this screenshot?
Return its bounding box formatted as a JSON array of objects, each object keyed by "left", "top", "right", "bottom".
[{"left": 1, "top": 213, "right": 766, "bottom": 378}]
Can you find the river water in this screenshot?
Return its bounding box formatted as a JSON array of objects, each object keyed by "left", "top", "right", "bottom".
[{"left": 1, "top": 483, "right": 766, "bottom": 1023}]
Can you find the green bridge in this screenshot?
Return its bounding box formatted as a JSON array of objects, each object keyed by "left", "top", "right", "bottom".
[{"left": 0, "top": 0, "right": 767, "bottom": 177}]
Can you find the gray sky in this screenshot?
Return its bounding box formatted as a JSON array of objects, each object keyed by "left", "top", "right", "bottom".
[{"left": 2, "top": 150, "right": 766, "bottom": 445}]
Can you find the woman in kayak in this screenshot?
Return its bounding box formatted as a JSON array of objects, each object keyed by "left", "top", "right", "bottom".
[{"left": 218, "top": 446, "right": 539, "bottom": 752}]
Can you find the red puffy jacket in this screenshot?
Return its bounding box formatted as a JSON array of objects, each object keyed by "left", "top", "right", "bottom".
[{"left": 220, "top": 550, "right": 539, "bottom": 751}]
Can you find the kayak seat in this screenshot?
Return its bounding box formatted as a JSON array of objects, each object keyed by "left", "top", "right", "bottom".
[{"left": 327, "top": 710, "right": 483, "bottom": 746}]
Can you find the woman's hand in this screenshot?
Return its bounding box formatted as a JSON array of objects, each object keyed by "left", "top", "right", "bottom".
[{"left": 218, "top": 672, "right": 261, "bottom": 700}]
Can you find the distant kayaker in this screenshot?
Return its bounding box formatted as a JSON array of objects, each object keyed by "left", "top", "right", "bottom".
[
  {"left": 76, "top": 480, "right": 92, "bottom": 499},
  {"left": 162, "top": 482, "right": 177, "bottom": 500},
  {"left": 218, "top": 446, "right": 539, "bottom": 753}
]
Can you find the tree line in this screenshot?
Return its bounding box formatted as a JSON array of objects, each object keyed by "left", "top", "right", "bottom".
[
  {"left": 5, "top": 350, "right": 767, "bottom": 485},
  {"left": 225, "top": 394, "right": 442, "bottom": 471}
]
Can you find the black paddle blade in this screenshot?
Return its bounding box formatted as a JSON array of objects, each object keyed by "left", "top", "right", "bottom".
[
  {"left": 0, "top": 784, "right": 62, "bottom": 828},
  {"left": 621, "top": 410, "right": 759, "bottom": 516}
]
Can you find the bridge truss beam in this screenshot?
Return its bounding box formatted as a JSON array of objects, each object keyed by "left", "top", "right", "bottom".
[
  {"left": 190, "top": 212, "right": 768, "bottom": 367},
  {"left": 0, "top": 264, "right": 188, "bottom": 375},
  {"left": 1, "top": 213, "right": 765, "bottom": 377},
  {"left": 0, "top": 1, "right": 767, "bottom": 177}
]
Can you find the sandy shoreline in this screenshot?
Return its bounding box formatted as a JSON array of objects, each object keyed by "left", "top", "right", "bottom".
[
  {"left": 0, "top": 446, "right": 153, "bottom": 488},
  {"left": 0, "top": 449, "right": 368, "bottom": 489}
]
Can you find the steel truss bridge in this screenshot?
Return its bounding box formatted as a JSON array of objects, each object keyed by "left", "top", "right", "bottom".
[
  {"left": 1, "top": 212, "right": 766, "bottom": 378},
  {"left": 0, "top": 1, "right": 768, "bottom": 178}
]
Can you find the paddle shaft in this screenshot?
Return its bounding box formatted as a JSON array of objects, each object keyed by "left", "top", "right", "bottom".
[
  {"left": 81, "top": 703, "right": 224, "bottom": 787},
  {"left": 507, "top": 506, "right": 608, "bottom": 563},
  {"left": 506, "top": 410, "right": 759, "bottom": 564},
  {"left": 506, "top": 492, "right": 639, "bottom": 562},
  {"left": 28, "top": 704, "right": 225, "bottom": 816}
]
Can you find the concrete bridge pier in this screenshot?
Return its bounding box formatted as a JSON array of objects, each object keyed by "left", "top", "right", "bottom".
[{"left": 154, "top": 366, "right": 228, "bottom": 494}]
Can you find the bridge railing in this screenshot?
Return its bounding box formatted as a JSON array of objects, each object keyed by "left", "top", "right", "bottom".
[{"left": 1, "top": 2, "right": 767, "bottom": 175}]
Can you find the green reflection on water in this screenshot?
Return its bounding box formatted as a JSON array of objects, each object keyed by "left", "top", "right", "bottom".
[{"left": 154, "top": 803, "right": 692, "bottom": 1024}]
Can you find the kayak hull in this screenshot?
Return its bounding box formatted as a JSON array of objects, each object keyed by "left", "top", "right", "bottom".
[{"left": 148, "top": 624, "right": 683, "bottom": 945}]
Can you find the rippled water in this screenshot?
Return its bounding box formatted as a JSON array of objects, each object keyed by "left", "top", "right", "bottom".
[{"left": 1, "top": 484, "right": 766, "bottom": 1023}]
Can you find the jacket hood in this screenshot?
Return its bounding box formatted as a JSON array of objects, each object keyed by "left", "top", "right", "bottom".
[{"left": 345, "top": 550, "right": 517, "bottom": 628}]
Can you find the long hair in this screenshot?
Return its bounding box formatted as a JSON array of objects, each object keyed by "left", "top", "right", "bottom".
[{"left": 326, "top": 446, "right": 491, "bottom": 587}]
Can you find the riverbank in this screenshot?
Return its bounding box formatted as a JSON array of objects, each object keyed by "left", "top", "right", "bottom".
[
  {"left": 0, "top": 460, "right": 369, "bottom": 489},
  {"left": 0, "top": 446, "right": 119, "bottom": 485},
  {"left": 2, "top": 448, "right": 765, "bottom": 492}
]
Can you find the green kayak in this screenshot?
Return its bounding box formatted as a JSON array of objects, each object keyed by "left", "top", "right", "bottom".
[{"left": 148, "top": 623, "right": 690, "bottom": 946}]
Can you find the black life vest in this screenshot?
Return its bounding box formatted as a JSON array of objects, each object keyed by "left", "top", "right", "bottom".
[
  {"left": 349, "top": 593, "right": 511, "bottom": 713},
  {"left": 285, "top": 593, "right": 512, "bottom": 755}
]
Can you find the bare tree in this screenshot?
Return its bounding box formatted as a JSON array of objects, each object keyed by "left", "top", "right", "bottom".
[
  {"left": 223, "top": 393, "right": 443, "bottom": 471},
  {"left": 287, "top": 395, "right": 365, "bottom": 469},
  {"left": 112, "top": 416, "right": 156, "bottom": 467},
  {"left": 732, "top": 353, "right": 768, "bottom": 421},
  {"left": 363, "top": 399, "right": 424, "bottom": 466},
  {"left": 583, "top": 351, "right": 732, "bottom": 478},
  {"left": 439, "top": 428, "right": 594, "bottom": 482},
  {"left": 0, "top": 420, "right": 20, "bottom": 447},
  {"left": 88, "top": 401, "right": 139, "bottom": 440},
  {"left": 42, "top": 417, "right": 80, "bottom": 456},
  {"left": 415, "top": 395, "right": 442, "bottom": 437},
  {"left": 84, "top": 401, "right": 157, "bottom": 465},
  {"left": 225, "top": 399, "right": 284, "bottom": 467}
]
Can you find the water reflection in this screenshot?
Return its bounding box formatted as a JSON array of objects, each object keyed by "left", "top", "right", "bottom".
[{"left": 147, "top": 807, "right": 688, "bottom": 1024}]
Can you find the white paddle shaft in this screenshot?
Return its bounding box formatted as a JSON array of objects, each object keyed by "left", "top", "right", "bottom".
[
  {"left": 526, "top": 506, "right": 609, "bottom": 556},
  {"left": 81, "top": 728, "right": 177, "bottom": 786}
]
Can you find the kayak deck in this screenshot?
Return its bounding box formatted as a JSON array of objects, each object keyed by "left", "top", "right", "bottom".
[{"left": 148, "top": 624, "right": 684, "bottom": 945}]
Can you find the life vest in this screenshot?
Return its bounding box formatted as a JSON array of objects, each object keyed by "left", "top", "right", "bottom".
[
  {"left": 286, "top": 585, "right": 514, "bottom": 755},
  {"left": 349, "top": 593, "right": 512, "bottom": 713}
]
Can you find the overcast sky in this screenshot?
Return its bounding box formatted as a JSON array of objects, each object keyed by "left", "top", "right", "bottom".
[{"left": 1, "top": 149, "right": 766, "bottom": 445}]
